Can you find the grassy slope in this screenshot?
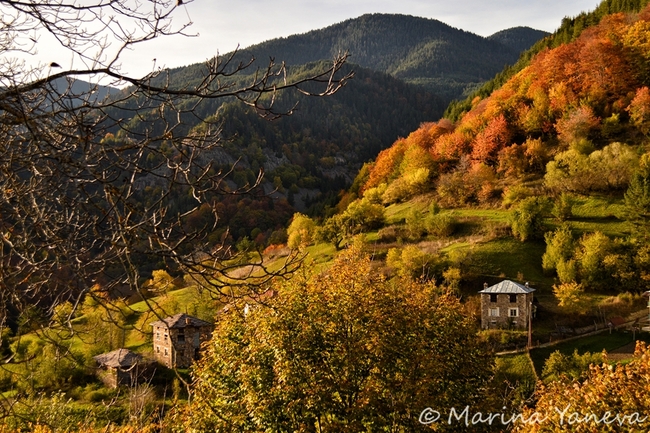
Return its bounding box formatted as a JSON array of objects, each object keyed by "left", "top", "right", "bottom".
[{"left": 529, "top": 330, "right": 650, "bottom": 378}]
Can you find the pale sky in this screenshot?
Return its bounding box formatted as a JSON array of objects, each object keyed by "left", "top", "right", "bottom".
[{"left": 24, "top": 0, "right": 601, "bottom": 78}]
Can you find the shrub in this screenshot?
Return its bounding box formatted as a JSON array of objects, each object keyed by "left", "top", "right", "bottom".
[
  {"left": 424, "top": 212, "right": 457, "bottom": 237},
  {"left": 542, "top": 349, "right": 604, "bottom": 382},
  {"left": 509, "top": 196, "right": 549, "bottom": 241}
]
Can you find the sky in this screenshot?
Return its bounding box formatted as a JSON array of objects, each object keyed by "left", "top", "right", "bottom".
[
  {"left": 121, "top": 0, "right": 600, "bottom": 74},
  {"left": 25, "top": 0, "right": 602, "bottom": 78}
]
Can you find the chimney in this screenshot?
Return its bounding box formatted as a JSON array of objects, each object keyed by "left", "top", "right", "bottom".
[
  {"left": 483, "top": 282, "right": 488, "bottom": 290},
  {"left": 185, "top": 316, "right": 191, "bottom": 325},
  {"left": 525, "top": 282, "right": 529, "bottom": 288}
]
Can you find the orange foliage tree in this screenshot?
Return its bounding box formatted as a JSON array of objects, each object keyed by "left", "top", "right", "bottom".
[
  {"left": 514, "top": 342, "right": 650, "bottom": 433},
  {"left": 471, "top": 114, "right": 512, "bottom": 164},
  {"left": 362, "top": 139, "right": 406, "bottom": 191},
  {"left": 628, "top": 86, "right": 650, "bottom": 135}
]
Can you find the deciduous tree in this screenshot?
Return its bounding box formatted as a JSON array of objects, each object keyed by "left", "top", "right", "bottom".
[
  {"left": 515, "top": 342, "right": 650, "bottom": 433},
  {"left": 542, "top": 224, "right": 575, "bottom": 273},
  {"left": 175, "top": 243, "right": 493, "bottom": 432},
  {"left": 287, "top": 213, "right": 317, "bottom": 249},
  {"left": 510, "top": 197, "right": 549, "bottom": 242},
  {"left": 553, "top": 281, "right": 590, "bottom": 315},
  {"left": 0, "top": 1, "right": 350, "bottom": 425},
  {"left": 623, "top": 154, "right": 650, "bottom": 239}
]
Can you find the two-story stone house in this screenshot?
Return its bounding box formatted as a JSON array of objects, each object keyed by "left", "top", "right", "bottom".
[
  {"left": 151, "top": 313, "right": 213, "bottom": 368},
  {"left": 479, "top": 280, "right": 535, "bottom": 329}
]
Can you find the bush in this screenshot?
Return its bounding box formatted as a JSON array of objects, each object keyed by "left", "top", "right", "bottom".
[
  {"left": 424, "top": 212, "right": 457, "bottom": 237},
  {"left": 552, "top": 193, "right": 574, "bottom": 221},
  {"left": 478, "top": 330, "right": 528, "bottom": 351},
  {"left": 405, "top": 208, "right": 425, "bottom": 240},
  {"left": 386, "top": 246, "right": 438, "bottom": 280},
  {"left": 542, "top": 349, "right": 604, "bottom": 382},
  {"left": 85, "top": 388, "right": 116, "bottom": 403},
  {"left": 509, "top": 196, "right": 549, "bottom": 241},
  {"left": 377, "top": 226, "right": 408, "bottom": 243},
  {"left": 501, "top": 184, "right": 534, "bottom": 208}
]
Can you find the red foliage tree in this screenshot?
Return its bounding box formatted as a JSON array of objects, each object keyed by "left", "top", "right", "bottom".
[
  {"left": 471, "top": 114, "right": 512, "bottom": 164},
  {"left": 628, "top": 86, "right": 650, "bottom": 135},
  {"left": 555, "top": 105, "right": 600, "bottom": 146}
]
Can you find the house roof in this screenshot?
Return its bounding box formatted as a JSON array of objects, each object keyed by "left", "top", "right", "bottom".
[
  {"left": 608, "top": 316, "right": 626, "bottom": 327},
  {"left": 479, "top": 280, "right": 535, "bottom": 294},
  {"left": 94, "top": 348, "right": 140, "bottom": 368},
  {"left": 150, "top": 313, "right": 212, "bottom": 329}
]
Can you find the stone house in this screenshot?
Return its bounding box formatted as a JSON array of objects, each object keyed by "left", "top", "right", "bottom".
[
  {"left": 479, "top": 280, "right": 535, "bottom": 330},
  {"left": 93, "top": 348, "right": 153, "bottom": 388},
  {"left": 151, "top": 313, "right": 213, "bottom": 368}
]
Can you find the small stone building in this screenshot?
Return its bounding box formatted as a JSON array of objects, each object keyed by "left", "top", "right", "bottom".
[
  {"left": 151, "top": 313, "right": 213, "bottom": 368},
  {"left": 94, "top": 348, "right": 153, "bottom": 388},
  {"left": 479, "top": 280, "right": 535, "bottom": 330}
]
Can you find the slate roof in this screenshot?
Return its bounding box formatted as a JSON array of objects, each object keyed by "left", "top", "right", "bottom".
[
  {"left": 478, "top": 280, "right": 535, "bottom": 294},
  {"left": 150, "top": 313, "right": 212, "bottom": 329},
  {"left": 94, "top": 348, "right": 140, "bottom": 368}
]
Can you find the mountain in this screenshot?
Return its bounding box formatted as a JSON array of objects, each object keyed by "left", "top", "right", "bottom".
[
  {"left": 128, "top": 63, "right": 446, "bottom": 224},
  {"left": 359, "top": 2, "right": 650, "bottom": 209},
  {"left": 487, "top": 27, "right": 550, "bottom": 54},
  {"left": 110, "top": 14, "right": 549, "bottom": 252},
  {"left": 167, "top": 14, "right": 546, "bottom": 102},
  {"left": 445, "top": 0, "right": 650, "bottom": 121},
  {"left": 51, "top": 77, "right": 120, "bottom": 104}
]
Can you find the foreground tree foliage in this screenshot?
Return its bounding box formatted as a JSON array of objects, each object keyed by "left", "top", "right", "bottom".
[
  {"left": 173, "top": 242, "right": 493, "bottom": 432},
  {"left": 515, "top": 342, "right": 650, "bottom": 433}
]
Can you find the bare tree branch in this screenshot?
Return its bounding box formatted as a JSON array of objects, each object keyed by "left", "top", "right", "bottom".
[{"left": 0, "top": 0, "right": 352, "bottom": 419}]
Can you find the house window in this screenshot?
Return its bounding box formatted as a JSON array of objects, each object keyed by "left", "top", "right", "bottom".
[
  {"left": 509, "top": 294, "right": 517, "bottom": 303},
  {"left": 509, "top": 308, "right": 518, "bottom": 317},
  {"left": 488, "top": 307, "right": 499, "bottom": 317},
  {"left": 164, "top": 348, "right": 168, "bottom": 356},
  {"left": 490, "top": 294, "right": 498, "bottom": 303},
  {"left": 156, "top": 346, "right": 160, "bottom": 353},
  {"left": 156, "top": 331, "right": 160, "bottom": 340},
  {"left": 177, "top": 333, "right": 185, "bottom": 343}
]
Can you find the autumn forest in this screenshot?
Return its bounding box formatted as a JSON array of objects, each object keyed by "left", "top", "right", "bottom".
[{"left": 5, "top": 0, "right": 650, "bottom": 432}]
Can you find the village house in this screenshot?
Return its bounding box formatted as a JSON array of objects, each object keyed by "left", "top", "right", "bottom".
[
  {"left": 479, "top": 280, "right": 535, "bottom": 330},
  {"left": 93, "top": 348, "right": 154, "bottom": 388},
  {"left": 151, "top": 313, "right": 213, "bottom": 368}
]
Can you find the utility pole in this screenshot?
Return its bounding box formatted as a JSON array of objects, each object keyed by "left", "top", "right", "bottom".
[{"left": 527, "top": 299, "right": 533, "bottom": 349}]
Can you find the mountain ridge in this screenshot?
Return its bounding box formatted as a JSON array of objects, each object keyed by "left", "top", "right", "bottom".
[{"left": 165, "top": 13, "right": 548, "bottom": 101}]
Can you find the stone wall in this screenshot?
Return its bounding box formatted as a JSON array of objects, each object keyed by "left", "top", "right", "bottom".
[
  {"left": 481, "top": 292, "right": 533, "bottom": 329},
  {"left": 153, "top": 324, "right": 212, "bottom": 368}
]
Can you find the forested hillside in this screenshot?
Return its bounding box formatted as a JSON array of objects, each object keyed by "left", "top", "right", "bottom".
[
  {"left": 164, "top": 14, "right": 547, "bottom": 101},
  {"left": 446, "top": 0, "right": 650, "bottom": 120},
  {"left": 342, "top": 4, "right": 650, "bottom": 298},
  {"left": 103, "top": 63, "right": 444, "bottom": 264},
  {"left": 107, "top": 14, "right": 549, "bottom": 257},
  {"left": 361, "top": 6, "right": 650, "bottom": 201}
]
